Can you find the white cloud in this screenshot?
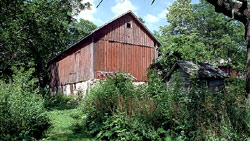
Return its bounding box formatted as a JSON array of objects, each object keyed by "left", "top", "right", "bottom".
[
  {"left": 145, "top": 14, "right": 159, "bottom": 23},
  {"left": 144, "top": 9, "right": 168, "bottom": 24},
  {"left": 111, "top": 0, "right": 138, "bottom": 16},
  {"left": 76, "top": 0, "right": 103, "bottom": 25},
  {"left": 143, "top": 9, "right": 168, "bottom": 32},
  {"left": 158, "top": 9, "right": 168, "bottom": 18},
  {"left": 160, "top": 0, "right": 174, "bottom": 6}
]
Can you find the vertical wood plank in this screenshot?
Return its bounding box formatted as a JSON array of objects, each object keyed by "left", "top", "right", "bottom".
[
  {"left": 104, "top": 40, "right": 107, "bottom": 71},
  {"left": 100, "top": 41, "right": 104, "bottom": 71},
  {"left": 108, "top": 42, "right": 112, "bottom": 72},
  {"left": 122, "top": 43, "right": 125, "bottom": 72},
  {"left": 117, "top": 42, "right": 120, "bottom": 71},
  {"left": 139, "top": 46, "right": 142, "bottom": 81},
  {"left": 125, "top": 44, "right": 127, "bottom": 73},
  {"left": 143, "top": 47, "right": 146, "bottom": 81}
]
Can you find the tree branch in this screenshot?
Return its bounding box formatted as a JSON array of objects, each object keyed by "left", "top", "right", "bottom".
[
  {"left": 96, "top": 0, "right": 103, "bottom": 8},
  {"left": 206, "top": 0, "right": 249, "bottom": 24},
  {"left": 17, "top": 36, "right": 34, "bottom": 44},
  {"left": 15, "top": 26, "right": 28, "bottom": 35}
]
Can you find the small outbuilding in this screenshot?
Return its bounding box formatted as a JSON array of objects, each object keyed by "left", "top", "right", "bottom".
[{"left": 166, "top": 60, "right": 227, "bottom": 91}]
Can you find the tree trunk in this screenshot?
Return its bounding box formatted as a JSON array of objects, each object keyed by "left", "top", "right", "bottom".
[{"left": 245, "top": 21, "right": 250, "bottom": 99}]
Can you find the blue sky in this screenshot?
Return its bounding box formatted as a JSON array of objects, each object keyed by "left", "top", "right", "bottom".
[{"left": 76, "top": 0, "right": 199, "bottom": 32}]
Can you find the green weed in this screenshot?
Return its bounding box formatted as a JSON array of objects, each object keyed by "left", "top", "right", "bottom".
[
  {"left": 0, "top": 68, "right": 50, "bottom": 140},
  {"left": 73, "top": 72, "right": 249, "bottom": 140}
]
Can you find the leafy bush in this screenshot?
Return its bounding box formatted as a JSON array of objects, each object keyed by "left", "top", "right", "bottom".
[
  {"left": 74, "top": 72, "right": 249, "bottom": 140},
  {"left": 151, "top": 74, "right": 249, "bottom": 140},
  {"left": 0, "top": 68, "right": 50, "bottom": 140},
  {"left": 44, "top": 93, "right": 79, "bottom": 110},
  {"left": 73, "top": 74, "right": 163, "bottom": 140}
]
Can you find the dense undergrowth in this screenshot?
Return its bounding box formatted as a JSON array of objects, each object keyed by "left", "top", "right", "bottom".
[
  {"left": 0, "top": 68, "right": 50, "bottom": 140},
  {"left": 42, "top": 93, "right": 94, "bottom": 141},
  {"left": 44, "top": 93, "right": 79, "bottom": 111},
  {"left": 0, "top": 68, "right": 248, "bottom": 140},
  {"left": 73, "top": 73, "right": 249, "bottom": 140}
]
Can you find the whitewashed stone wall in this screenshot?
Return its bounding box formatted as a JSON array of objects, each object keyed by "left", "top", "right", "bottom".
[
  {"left": 132, "top": 82, "right": 145, "bottom": 86},
  {"left": 52, "top": 79, "right": 145, "bottom": 96},
  {"left": 62, "top": 79, "right": 99, "bottom": 96}
]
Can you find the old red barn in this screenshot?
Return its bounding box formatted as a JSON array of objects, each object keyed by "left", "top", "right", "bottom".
[{"left": 49, "top": 11, "right": 161, "bottom": 95}]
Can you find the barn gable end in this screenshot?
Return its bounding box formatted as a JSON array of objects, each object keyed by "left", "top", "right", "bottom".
[
  {"left": 49, "top": 11, "right": 160, "bottom": 95},
  {"left": 93, "top": 13, "right": 158, "bottom": 81}
]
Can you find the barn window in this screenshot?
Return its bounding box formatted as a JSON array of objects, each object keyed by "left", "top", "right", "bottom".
[{"left": 126, "top": 22, "right": 132, "bottom": 28}]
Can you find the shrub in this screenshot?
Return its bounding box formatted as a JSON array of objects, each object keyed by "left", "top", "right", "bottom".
[
  {"left": 74, "top": 74, "right": 163, "bottom": 140},
  {"left": 74, "top": 72, "right": 249, "bottom": 140},
  {"left": 151, "top": 75, "right": 249, "bottom": 140},
  {"left": 0, "top": 68, "right": 50, "bottom": 140},
  {"left": 44, "top": 93, "right": 79, "bottom": 110}
]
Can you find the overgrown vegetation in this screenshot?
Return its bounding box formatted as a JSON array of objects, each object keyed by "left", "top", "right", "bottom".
[
  {"left": 44, "top": 93, "right": 79, "bottom": 111},
  {"left": 42, "top": 94, "right": 94, "bottom": 140},
  {"left": 154, "top": 0, "right": 246, "bottom": 77},
  {"left": 1, "top": 0, "right": 249, "bottom": 140},
  {"left": 73, "top": 73, "right": 249, "bottom": 140},
  {"left": 0, "top": 68, "right": 50, "bottom": 140}
]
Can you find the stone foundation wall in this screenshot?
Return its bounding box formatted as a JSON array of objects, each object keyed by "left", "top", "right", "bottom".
[
  {"left": 132, "top": 82, "right": 145, "bottom": 86},
  {"left": 51, "top": 79, "right": 145, "bottom": 96}
]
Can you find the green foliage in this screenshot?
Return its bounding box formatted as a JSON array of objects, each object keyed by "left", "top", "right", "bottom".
[
  {"left": 73, "top": 74, "right": 164, "bottom": 140},
  {"left": 44, "top": 108, "right": 94, "bottom": 140},
  {"left": 0, "top": 68, "right": 50, "bottom": 140},
  {"left": 151, "top": 73, "right": 249, "bottom": 140},
  {"left": 0, "top": 0, "right": 96, "bottom": 87},
  {"left": 44, "top": 93, "right": 79, "bottom": 111},
  {"left": 74, "top": 73, "right": 249, "bottom": 140},
  {"left": 155, "top": 0, "right": 246, "bottom": 75},
  {"left": 69, "top": 19, "right": 97, "bottom": 44}
]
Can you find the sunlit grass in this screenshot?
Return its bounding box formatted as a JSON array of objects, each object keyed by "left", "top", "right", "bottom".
[{"left": 42, "top": 97, "right": 94, "bottom": 141}]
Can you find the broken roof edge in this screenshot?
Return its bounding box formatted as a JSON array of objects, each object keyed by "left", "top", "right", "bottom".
[
  {"left": 165, "top": 60, "right": 196, "bottom": 79},
  {"left": 166, "top": 60, "right": 228, "bottom": 79},
  {"left": 165, "top": 62, "right": 178, "bottom": 79},
  {"left": 48, "top": 10, "right": 161, "bottom": 65}
]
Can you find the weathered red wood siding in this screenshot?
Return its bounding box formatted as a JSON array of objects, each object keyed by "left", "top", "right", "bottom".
[
  {"left": 50, "top": 62, "right": 60, "bottom": 91},
  {"left": 93, "top": 14, "right": 156, "bottom": 81},
  {"left": 50, "top": 12, "right": 159, "bottom": 91},
  {"left": 50, "top": 39, "right": 94, "bottom": 88}
]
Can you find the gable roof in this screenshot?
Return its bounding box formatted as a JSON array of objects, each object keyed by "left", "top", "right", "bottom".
[
  {"left": 166, "top": 60, "right": 227, "bottom": 79},
  {"left": 48, "top": 10, "right": 161, "bottom": 64}
]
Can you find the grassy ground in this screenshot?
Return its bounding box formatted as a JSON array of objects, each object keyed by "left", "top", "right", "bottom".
[{"left": 41, "top": 98, "right": 93, "bottom": 141}]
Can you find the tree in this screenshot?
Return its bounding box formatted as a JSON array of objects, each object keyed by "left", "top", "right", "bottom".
[
  {"left": 138, "top": 17, "right": 145, "bottom": 23},
  {"left": 154, "top": 0, "right": 245, "bottom": 78},
  {"left": 149, "top": 0, "right": 248, "bottom": 97},
  {"left": 0, "top": 0, "right": 96, "bottom": 88},
  {"left": 204, "top": 0, "right": 250, "bottom": 98},
  {"left": 68, "top": 19, "right": 97, "bottom": 44}
]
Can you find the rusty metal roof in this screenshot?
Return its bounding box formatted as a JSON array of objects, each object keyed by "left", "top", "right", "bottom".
[
  {"left": 48, "top": 10, "right": 161, "bottom": 64},
  {"left": 167, "top": 60, "right": 228, "bottom": 79}
]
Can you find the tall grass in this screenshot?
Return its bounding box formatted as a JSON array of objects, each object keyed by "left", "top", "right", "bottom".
[{"left": 74, "top": 72, "right": 249, "bottom": 140}]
